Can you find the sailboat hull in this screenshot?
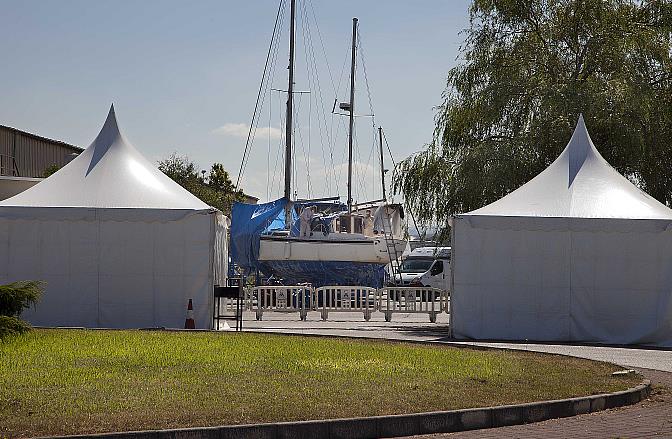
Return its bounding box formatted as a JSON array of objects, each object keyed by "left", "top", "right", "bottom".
[
  {"left": 258, "top": 236, "right": 407, "bottom": 286},
  {"left": 259, "top": 235, "right": 406, "bottom": 264}
]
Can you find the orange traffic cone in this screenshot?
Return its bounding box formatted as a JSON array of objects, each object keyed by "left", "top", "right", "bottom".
[{"left": 184, "top": 299, "right": 196, "bottom": 329}]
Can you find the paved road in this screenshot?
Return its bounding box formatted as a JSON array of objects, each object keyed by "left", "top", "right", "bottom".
[{"left": 413, "top": 368, "right": 672, "bottom": 439}]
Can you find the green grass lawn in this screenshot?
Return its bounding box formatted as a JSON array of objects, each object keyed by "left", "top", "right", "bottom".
[{"left": 0, "top": 329, "right": 639, "bottom": 437}]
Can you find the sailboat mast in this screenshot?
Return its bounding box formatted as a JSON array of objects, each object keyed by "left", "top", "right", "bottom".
[
  {"left": 378, "top": 126, "right": 386, "bottom": 201},
  {"left": 347, "top": 17, "right": 358, "bottom": 214},
  {"left": 284, "top": 0, "right": 297, "bottom": 225}
]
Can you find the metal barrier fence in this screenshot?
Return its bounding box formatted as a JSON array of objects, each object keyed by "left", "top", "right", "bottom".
[
  {"left": 216, "top": 297, "right": 241, "bottom": 313},
  {"left": 316, "top": 286, "right": 377, "bottom": 321},
  {"left": 378, "top": 287, "right": 447, "bottom": 323},
  {"left": 243, "top": 285, "right": 448, "bottom": 323},
  {"left": 244, "top": 287, "right": 255, "bottom": 310},
  {"left": 217, "top": 295, "right": 256, "bottom": 313},
  {"left": 216, "top": 288, "right": 255, "bottom": 313},
  {"left": 253, "top": 285, "right": 313, "bottom": 321}
]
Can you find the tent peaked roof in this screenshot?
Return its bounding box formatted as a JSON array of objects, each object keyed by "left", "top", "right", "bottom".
[
  {"left": 0, "top": 105, "right": 211, "bottom": 210},
  {"left": 468, "top": 115, "right": 672, "bottom": 219}
]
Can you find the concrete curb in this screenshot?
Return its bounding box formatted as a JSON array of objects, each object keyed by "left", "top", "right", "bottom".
[{"left": 41, "top": 380, "right": 650, "bottom": 439}]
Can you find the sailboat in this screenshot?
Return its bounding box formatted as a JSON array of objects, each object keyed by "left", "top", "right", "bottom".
[{"left": 233, "top": 1, "right": 408, "bottom": 287}]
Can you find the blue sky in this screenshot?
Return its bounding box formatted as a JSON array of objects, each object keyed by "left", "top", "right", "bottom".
[{"left": 0, "top": 0, "right": 471, "bottom": 202}]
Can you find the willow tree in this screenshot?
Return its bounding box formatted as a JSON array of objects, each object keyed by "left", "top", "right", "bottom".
[{"left": 394, "top": 0, "right": 672, "bottom": 238}]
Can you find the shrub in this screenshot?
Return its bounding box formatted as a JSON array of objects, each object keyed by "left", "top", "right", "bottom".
[
  {"left": 0, "top": 315, "right": 31, "bottom": 338},
  {"left": 42, "top": 164, "right": 61, "bottom": 178},
  {"left": 0, "top": 280, "right": 44, "bottom": 338}
]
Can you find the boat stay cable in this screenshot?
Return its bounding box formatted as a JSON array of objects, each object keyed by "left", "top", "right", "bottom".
[
  {"left": 238, "top": 0, "right": 386, "bottom": 205},
  {"left": 382, "top": 129, "right": 424, "bottom": 241},
  {"left": 266, "top": 16, "right": 286, "bottom": 200},
  {"left": 235, "top": 0, "right": 286, "bottom": 191}
]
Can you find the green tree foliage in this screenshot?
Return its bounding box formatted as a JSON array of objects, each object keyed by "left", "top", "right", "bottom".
[
  {"left": 394, "top": 0, "right": 672, "bottom": 237},
  {"left": 208, "top": 163, "right": 239, "bottom": 194},
  {"left": 0, "top": 281, "right": 43, "bottom": 338},
  {"left": 158, "top": 153, "right": 246, "bottom": 215},
  {"left": 42, "top": 164, "right": 60, "bottom": 178},
  {"left": 157, "top": 153, "right": 200, "bottom": 183}
]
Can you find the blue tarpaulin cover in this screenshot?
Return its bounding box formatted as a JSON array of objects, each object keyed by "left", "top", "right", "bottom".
[
  {"left": 231, "top": 197, "right": 385, "bottom": 287},
  {"left": 259, "top": 260, "right": 385, "bottom": 287},
  {"left": 230, "top": 198, "right": 288, "bottom": 272}
]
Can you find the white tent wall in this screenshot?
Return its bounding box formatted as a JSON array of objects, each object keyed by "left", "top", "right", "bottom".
[
  {"left": 0, "top": 208, "right": 217, "bottom": 329},
  {"left": 451, "top": 215, "right": 672, "bottom": 346}
]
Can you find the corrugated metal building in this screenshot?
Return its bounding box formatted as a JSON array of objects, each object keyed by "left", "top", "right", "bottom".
[{"left": 0, "top": 125, "right": 83, "bottom": 178}]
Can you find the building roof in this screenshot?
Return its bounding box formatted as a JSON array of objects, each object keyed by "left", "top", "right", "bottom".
[
  {"left": 0, "top": 105, "right": 211, "bottom": 210},
  {"left": 466, "top": 115, "right": 672, "bottom": 220},
  {"left": 0, "top": 124, "right": 84, "bottom": 153}
]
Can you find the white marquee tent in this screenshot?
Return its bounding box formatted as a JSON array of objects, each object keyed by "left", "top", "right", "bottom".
[
  {"left": 0, "top": 106, "right": 227, "bottom": 329},
  {"left": 451, "top": 116, "right": 672, "bottom": 346}
]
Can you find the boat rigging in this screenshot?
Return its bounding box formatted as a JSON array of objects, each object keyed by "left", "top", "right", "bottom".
[{"left": 230, "top": 0, "right": 408, "bottom": 287}]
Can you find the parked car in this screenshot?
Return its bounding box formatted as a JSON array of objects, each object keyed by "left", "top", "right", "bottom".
[{"left": 393, "top": 247, "right": 451, "bottom": 291}]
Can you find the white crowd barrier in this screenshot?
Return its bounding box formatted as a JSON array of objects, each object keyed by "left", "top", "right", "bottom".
[
  {"left": 245, "top": 285, "right": 449, "bottom": 323},
  {"left": 216, "top": 297, "right": 241, "bottom": 313},
  {"left": 213, "top": 288, "right": 255, "bottom": 314},
  {"left": 217, "top": 287, "right": 254, "bottom": 312},
  {"left": 243, "top": 287, "right": 255, "bottom": 311},
  {"left": 316, "top": 286, "right": 377, "bottom": 321},
  {"left": 253, "top": 285, "right": 313, "bottom": 321},
  {"left": 378, "top": 287, "right": 448, "bottom": 323}
]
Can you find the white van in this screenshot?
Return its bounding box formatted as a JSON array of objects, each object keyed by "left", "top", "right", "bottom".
[{"left": 396, "top": 247, "right": 451, "bottom": 291}]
